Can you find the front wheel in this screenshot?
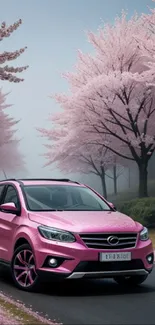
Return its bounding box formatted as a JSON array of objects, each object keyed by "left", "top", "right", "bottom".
[
  {"left": 114, "top": 274, "right": 148, "bottom": 286},
  {"left": 11, "top": 244, "right": 40, "bottom": 292}
]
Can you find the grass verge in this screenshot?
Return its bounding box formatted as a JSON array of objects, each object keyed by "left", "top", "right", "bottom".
[{"left": 0, "top": 292, "right": 59, "bottom": 325}]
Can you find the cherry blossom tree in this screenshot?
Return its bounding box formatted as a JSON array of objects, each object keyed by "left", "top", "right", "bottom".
[
  {"left": 38, "top": 8, "right": 155, "bottom": 198},
  {"left": 39, "top": 122, "right": 116, "bottom": 199},
  {"left": 0, "top": 19, "right": 28, "bottom": 83},
  {"left": 67, "top": 74, "right": 155, "bottom": 199},
  {"left": 0, "top": 141, "right": 26, "bottom": 175},
  {"left": 0, "top": 90, "right": 26, "bottom": 174},
  {"left": 39, "top": 105, "right": 128, "bottom": 198},
  {"left": 105, "top": 157, "right": 125, "bottom": 195},
  {"left": 49, "top": 12, "right": 155, "bottom": 198}
]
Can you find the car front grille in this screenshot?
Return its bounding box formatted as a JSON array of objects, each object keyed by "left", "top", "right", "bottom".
[{"left": 79, "top": 233, "right": 138, "bottom": 249}]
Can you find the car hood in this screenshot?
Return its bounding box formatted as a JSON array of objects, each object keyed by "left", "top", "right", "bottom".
[{"left": 28, "top": 210, "right": 142, "bottom": 233}]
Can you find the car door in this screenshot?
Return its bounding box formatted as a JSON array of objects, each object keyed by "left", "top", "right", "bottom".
[{"left": 0, "top": 184, "right": 21, "bottom": 262}]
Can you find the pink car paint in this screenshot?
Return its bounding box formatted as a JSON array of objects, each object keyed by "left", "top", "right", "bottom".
[{"left": 0, "top": 178, "right": 153, "bottom": 291}]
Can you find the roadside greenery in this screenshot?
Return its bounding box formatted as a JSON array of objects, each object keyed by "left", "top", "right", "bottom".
[{"left": 117, "top": 197, "right": 155, "bottom": 228}]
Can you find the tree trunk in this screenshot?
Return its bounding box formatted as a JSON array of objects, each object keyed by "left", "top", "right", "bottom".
[
  {"left": 100, "top": 167, "right": 107, "bottom": 199},
  {"left": 138, "top": 162, "right": 148, "bottom": 198},
  {"left": 128, "top": 167, "right": 131, "bottom": 189},
  {"left": 148, "top": 152, "right": 155, "bottom": 180},
  {"left": 113, "top": 165, "right": 117, "bottom": 195}
]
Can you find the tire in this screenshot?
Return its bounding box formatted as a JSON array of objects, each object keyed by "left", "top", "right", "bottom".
[
  {"left": 114, "top": 274, "right": 148, "bottom": 286},
  {"left": 11, "top": 244, "right": 40, "bottom": 292}
]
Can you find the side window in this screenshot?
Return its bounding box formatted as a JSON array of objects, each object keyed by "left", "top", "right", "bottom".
[
  {"left": 0, "top": 185, "right": 5, "bottom": 203},
  {"left": 3, "top": 185, "right": 20, "bottom": 208}
]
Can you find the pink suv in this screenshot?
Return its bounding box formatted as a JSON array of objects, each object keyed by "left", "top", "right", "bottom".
[{"left": 0, "top": 178, "right": 154, "bottom": 291}]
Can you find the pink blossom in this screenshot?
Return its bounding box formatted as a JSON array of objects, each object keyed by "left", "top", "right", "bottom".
[
  {"left": 0, "top": 19, "right": 28, "bottom": 83},
  {"left": 0, "top": 292, "right": 60, "bottom": 325},
  {"left": 0, "top": 307, "right": 21, "bottom": 324}
]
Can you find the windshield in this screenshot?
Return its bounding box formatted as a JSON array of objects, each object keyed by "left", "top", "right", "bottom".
[{"left": 23, "top": 185, "right": 111, "bottom": 212}]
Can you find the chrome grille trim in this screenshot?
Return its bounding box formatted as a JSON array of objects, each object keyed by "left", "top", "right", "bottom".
[{"left": 79, "top": 233, "right": 138, "bottom": 249}]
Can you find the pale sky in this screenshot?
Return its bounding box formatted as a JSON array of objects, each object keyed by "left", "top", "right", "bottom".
[{"left": 0, "top": 0, "right": 154, "bottom": 182}]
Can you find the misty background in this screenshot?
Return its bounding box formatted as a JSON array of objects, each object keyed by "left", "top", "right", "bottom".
[{"left": 0, "top": 0, "right": 154, "bottom": 195}]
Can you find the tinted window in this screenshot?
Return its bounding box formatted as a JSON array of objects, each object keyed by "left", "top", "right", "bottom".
[
  {"left": 23, "top": 185, "right": 111, "bottom": 212},
  {"left": 0, "top": 185, "right": 5, "bottom": 203},
  {"left": 3, "top": 185, "right": 20, "bottom": 208}
]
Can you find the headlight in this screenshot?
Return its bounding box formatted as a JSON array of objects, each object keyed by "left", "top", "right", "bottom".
[
  {"left": 38, "top": 226, "right": 76, "bottom": 242},
  {"left": 140, "top": 227, "right": 149, "bottom": 241}
]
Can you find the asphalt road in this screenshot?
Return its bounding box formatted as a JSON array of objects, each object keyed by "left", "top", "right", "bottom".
[{"left": 0, "top": 267, "right": 155, "bottom": 325}]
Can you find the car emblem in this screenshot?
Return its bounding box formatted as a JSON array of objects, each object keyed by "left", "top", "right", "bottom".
[{"left": 107, "top": 236, "right": 119, "bottom": 246}]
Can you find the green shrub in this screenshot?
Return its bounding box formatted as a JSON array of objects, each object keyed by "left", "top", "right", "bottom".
[{"left": 117, "top": 197, "right": 155, "bottom": 228}]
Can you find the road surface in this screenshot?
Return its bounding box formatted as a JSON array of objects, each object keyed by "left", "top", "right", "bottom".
[{"left": 0, "top": 267, "right": 154, "bottom": 325}]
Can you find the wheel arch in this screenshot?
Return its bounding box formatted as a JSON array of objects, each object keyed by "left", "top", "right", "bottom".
[
  {"left": 14, "top": 237, "right": 31, "bottom": 252},
  {"left": 13, "top": 231, "right": 35, "bottom": 256}
]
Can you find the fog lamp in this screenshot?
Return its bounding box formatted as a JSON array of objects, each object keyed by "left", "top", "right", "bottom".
[
  {"left": 48, "top": 258, "right": 58, "bottom": 267},
  {"left": 146, "top": 253, "right": 154, "bottom": 265}
]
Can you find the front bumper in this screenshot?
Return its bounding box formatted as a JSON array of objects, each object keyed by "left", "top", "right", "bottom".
[
  {"left": 37, "top": 260, "right": 152, "bottom": 281},
  {"left": 67, "top": 258, "right": 153, "bottom": 279},
  {"left": 34, "top": 235, "right": 154, "bottom": 280}
]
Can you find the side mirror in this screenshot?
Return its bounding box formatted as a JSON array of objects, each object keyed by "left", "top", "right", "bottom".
[
  {"left": 108, "top": 202, "right": 116, "bottom": 210},
  {"left": 0, "top": 202, "right": 20, "bottom": 216}
]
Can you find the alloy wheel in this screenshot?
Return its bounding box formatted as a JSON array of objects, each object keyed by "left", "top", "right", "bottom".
[{"left": 13, "top": 249, "right": 37, "bottom": 288}]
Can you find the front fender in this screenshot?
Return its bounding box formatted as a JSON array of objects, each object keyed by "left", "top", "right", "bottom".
[{"left": 11, "top": 226, "right": 39, "bottom": 261}]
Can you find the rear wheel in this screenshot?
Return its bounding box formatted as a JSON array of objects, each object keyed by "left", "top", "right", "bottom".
[
  {"left": 114, "top": 274, "right": 148, "bottom": 286},
  {"left": 11, "top": 244, "right": 40, "bottom": 292}
]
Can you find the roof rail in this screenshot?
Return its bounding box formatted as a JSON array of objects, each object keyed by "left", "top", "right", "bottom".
[
  {"left": 18, "top": 178, "right": 70, "bottom": 182},
  {"left": 0, "top": 178, "right": 23, "bottom": 184},
  {"left": 18, "top": 178, "right": 80, "bottom": 184},
  {"left": 0, "top": 178, "right": 17, "bottom": 182},
  {"left": 0, "top": 178, "right": 81, "bottom": 186}
]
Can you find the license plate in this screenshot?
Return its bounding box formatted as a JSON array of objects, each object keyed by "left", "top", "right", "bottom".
[{"left": 100, "top": 252, "right": 131, "bottom": 262}]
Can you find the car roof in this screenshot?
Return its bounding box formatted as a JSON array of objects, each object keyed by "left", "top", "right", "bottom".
[{"left": 0, "top": 178, "right": 83, "bottom": 187}]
